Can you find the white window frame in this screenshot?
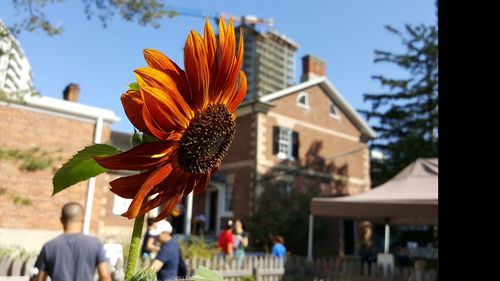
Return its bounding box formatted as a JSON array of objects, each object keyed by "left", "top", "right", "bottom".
[
  {"left": 296, "top": 92, "right": 310, "bottom": 109},
  {"left": 277, "top": 127, "right": 295, "bottom": 160},
  {"left": 329, "top": 102, "right": 340, "bottom": 119}
]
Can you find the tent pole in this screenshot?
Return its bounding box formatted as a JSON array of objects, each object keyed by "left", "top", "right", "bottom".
[
  {"left": 384, "top": 220, "right": 390, "bottom": 254},
  {"left": 307, "top": 214, "right": 314, "bottom": 260}
]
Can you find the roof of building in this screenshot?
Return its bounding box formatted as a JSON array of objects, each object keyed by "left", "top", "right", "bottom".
[
  {"left": 3, "top": 94, "right": 121, "bottom": 123},
  {"left": 259, "top": 76, "right": 376, "bottom": 138}
]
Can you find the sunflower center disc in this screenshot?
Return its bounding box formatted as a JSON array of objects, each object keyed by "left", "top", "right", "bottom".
[{"left": 179, "top": 104, "right": 236, "bottom": 174}]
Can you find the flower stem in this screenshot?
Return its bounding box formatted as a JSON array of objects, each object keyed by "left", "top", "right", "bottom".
[{"left": 124, "top": 215, "right": 145, "bottom": 281}]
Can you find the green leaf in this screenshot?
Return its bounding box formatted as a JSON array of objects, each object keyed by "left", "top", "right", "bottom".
[
  {"left": 142, "top": 133, "right": 158, "bottom": 143},
  {"left": 132, "top": 129, "right": 143, "bottom": 146},
  {"left": 132, "top": 130, "right": 158, "bottom": 147},
  {"left": 128, "top": 82, "right": 140, "bottom": 91},
  {"left": 193, "top": 266, "right": 223, "bottom": 281},
  {"left": 52, "top": 144, "right": 121, "bottom": 195},
  {"left": 130, "top": 267, "right": 157, "bottom": 281}
]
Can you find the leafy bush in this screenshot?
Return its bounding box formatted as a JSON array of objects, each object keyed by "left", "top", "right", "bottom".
[
  {"left": 0, "top": 245, "right": 36, "bottom": 259},
  {"left": 177, "top": 236, "right": 219, "bottom": 259}
]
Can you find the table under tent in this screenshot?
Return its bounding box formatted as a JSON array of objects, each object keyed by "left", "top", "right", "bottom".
[{"left": 308, "top": 158, "right": 438, "bottom": 259}]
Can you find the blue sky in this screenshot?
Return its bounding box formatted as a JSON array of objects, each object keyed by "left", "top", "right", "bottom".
[{"left": 0, "top": 0, "right": 437, "bottom": 133}]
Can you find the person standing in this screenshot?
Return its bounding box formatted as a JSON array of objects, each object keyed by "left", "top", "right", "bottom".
[
  {"left": 218, "top": 220, "right": 234, "bottom": 263},
  {"left": 232, "top": 219, "right": 248, "bottom": 268},
  {"left": 34, "top": 202, "right": 112, "bottom": 281},
  {"left": 271, "top": 236, "right": 287, "bottom": 260},
  {"left": 149, "top": 220, "right": 181, "bottom": 280}
]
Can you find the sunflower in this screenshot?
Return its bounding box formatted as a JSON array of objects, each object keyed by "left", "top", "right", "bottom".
[{"left": 94, "top": 18, "right": 246, "bottom": 221}]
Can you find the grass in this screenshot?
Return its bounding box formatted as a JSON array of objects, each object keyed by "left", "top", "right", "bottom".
[{"left": 0, "top": 146, "right": 62, "bottom": 172}]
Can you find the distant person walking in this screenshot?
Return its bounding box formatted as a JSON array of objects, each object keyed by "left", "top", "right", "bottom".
[
  {"left": 218, "top": 220, "right": 234, "bottom": 263},
  {"left": 34, "top": 202, "right": 111, "bottom": 281},
  {"left": 271, "top": 236, "right": 287, "bottom": 260},
  {"left": 233, "top": 219, "right": 248, "bottom": 268},
  {"left": 149, "top": 220, "right": 185, "bottom": 280}
]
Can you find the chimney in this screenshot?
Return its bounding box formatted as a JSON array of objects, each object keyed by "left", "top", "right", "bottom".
[
  {"left": 301, "top": 55, "right": 326, "bottom": 82},
  {"left": 63, "top": 83, "right": 80, "bottom": 102}
]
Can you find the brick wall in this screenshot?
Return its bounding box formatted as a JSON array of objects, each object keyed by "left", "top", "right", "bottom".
[
  {"left": 221, "top": 112, "right": 257, "bottom": 220},
  {"left": 259, "top": 86, "right": 369, "bottom": 195},
  {"left": 0, "top": 103, "right": 112, "bottom": 235},
  {"left": 270, "top": 85, "right": 362, "bottom": 137}
]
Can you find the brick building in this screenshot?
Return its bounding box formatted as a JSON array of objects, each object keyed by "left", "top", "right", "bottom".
[
  {"left": 1, "top": 54, "right": 375, "bottom": 256},
  {"left": 190, "top": 55, "right": 375, "bottom": 254},
  {"left": 0, "top": 87, "right": 135, "bottom": 251}
]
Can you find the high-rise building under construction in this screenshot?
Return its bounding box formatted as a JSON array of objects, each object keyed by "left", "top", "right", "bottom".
[{"left": 236, "top": 24, "right": 299, "bottom": 101}]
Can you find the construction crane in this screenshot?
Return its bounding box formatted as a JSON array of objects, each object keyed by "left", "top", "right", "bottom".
[{"left": 165, "top": 6, "right": 274, "bottom": 28}]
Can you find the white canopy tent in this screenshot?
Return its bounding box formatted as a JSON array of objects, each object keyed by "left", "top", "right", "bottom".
[{"left": 307, "top": 158, "right": 438, "bottom": 258}]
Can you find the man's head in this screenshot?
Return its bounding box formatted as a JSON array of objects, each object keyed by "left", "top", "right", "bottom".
[
  {"left": 273, "top": 235, "right": 284, "bottom": 245},
  {"left": 150, "top": 220, "right": 173, "bottom": 243},
  {"left": 225, "top": 220, "right": 234, "bottom": 232},
  {"left": 60, "top": 202, "right": 84, "bottom": 229}
]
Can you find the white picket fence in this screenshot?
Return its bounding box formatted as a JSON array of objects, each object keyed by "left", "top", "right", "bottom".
[
  {"left": 284, "top": 256, "right": 437, "bottom": 281},
  {"left": 186, "top": 255, "right": 285, "bottom": 281},
  {"left": 0, "top": 254, "right": 37, "bottom": 281},
  {"left": 0, "top": 254, "right": 437, "bottom": 281}
]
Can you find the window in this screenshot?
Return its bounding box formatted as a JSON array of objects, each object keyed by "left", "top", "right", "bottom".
[
  {"left": 277, "top": 181, "right": 292, "bottom": 198},
  {"left": 330, "top": 103, "right": 340, "bottom": 119},
  {"left": 297, "top": 92, "right": 309, "bottom": 108},
  {"left": 273, "top": 126, "right": 299, "bottom": 160}
]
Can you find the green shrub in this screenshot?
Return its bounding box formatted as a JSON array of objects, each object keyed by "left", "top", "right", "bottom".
[{"left": 178, "top": 236, "right": 219, "bottom": 259}]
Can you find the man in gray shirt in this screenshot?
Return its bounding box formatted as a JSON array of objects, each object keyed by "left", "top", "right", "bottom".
[{"left": 34, "top": 202, "right": 112, "bottom": 281}]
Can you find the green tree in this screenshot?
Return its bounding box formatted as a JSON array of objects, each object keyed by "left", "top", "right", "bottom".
[
  {"left": 360, "top": 24, "right": 438, "bottom": 187},
  {"left": 1, "top": 1, "right": 178, "bottom": 102},
  {"left": 8, "top": 0, "right": 178, "bottom": 36},
  {"left": 247, "top": 141, "right": 350, "bottom": 256}
]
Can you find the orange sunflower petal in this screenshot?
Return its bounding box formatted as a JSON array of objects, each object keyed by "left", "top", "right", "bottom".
[
  {"left": 124, "top": 163, "right": 174, "bottom": 219},
  {"left": 120, "top": 90, "right": 155, "bottom": 137},
  {"left": 218, "top": 17, "right": 228, "bottom": 50},
  {"left": 134, "top": 67, "right": 194, "bottom": 119},
  {"left": 203, "top": 19, "right": 218, "bottom": 72},
  {"left": 184, "top": 30, "right": 210, "bottom": 110},
  {"left": 109, "top": 170, "right": 154, "bottom": 199},
  {"left": 213, "top": 19, "right": 236, "bottom": 99},
  {"left": 154, "top": 194, "right": 185, "bottom": 222},
  {"left": 140, "top": 85, "right": 189, "bottom": 129},
  {"left": 143, "top": 49, "right": 191, "bottom": 105},
  {"left": 204, "top": 19, "right": 220, "bottom": 98},
  {"left": 136, "top": 166, "right": 186, "bottom": 217},
  {"left": 135, "top": 190, "right": 169, "bottom": 217},
  {"left": 152, "top": 169, "right": 193, "bottom": 221},
  {"left": 141, "top": 106, "right": 171, "bottom": 139},
  {"left": 228, "top": 71, "right": 247, "bottom": 112},
  {"left": 219, "top": 27, "right": 244, "bottom": 105},
  {"left": 93, "top": 141, "right": 173, "bottom": 170}
]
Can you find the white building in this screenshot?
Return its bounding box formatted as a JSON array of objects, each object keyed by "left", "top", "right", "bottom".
[{"left": 0, "top": 20, "right": 34, "bottom": 97}]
